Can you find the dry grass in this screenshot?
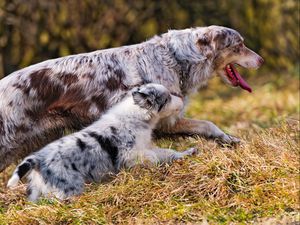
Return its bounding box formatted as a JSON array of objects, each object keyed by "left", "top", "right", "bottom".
[{"left": 0, "top": 73, "right": 299, "bottom": 224}]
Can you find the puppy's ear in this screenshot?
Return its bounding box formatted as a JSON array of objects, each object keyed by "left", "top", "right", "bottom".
[{"left": 132, "top": 89, "right": 155, "bottom": 109}]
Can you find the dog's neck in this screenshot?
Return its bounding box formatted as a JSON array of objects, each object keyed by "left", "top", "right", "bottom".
[
  {"left": 169, "top": 49, "right": 213, "bottom": 95},
  {"left": 160, "top": 33, "right": 214, "bottom": 95}
]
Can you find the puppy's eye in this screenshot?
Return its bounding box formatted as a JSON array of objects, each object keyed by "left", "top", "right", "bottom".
[
  {"left": 168, "top": 95, "right": 171, "bottom": 102},
  {"left": 146, "top": 99, "right": 154, "bottom": 109},
  {"left": 158, "top": 97, "right": 169, "bottom": 112}
]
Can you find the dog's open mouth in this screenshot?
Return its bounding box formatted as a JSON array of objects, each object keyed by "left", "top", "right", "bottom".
[{"left": 225, "top": 63, "right": 252, "bottom": 93}]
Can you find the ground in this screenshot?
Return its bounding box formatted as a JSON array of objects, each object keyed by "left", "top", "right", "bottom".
[{"left": 0, "top": 72, "right": 299, "bottom": 225}]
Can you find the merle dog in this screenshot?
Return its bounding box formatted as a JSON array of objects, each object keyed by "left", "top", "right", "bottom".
[
  {"left": 7, "top": 83, "right": 197, "bottom": 201},
  {"left": 0, "top": 25, "right": 263, "bottom": 172}
]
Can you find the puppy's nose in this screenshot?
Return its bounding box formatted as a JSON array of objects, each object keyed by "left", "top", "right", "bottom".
[{"left": 258, "top": 57, "right": 264, "bottom": 66}]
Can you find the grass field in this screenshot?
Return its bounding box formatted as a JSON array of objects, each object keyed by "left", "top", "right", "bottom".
[{"left": 0, "top": 73, "right": 299, "bottom": 224}]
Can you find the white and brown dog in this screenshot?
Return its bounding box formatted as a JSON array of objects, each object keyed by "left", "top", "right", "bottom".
[{"left": 0, "top": 25, "right": 263, "bottom": 172}]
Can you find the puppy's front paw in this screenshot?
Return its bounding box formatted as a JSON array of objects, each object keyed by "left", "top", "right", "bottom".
[
  {"left": 184, "top": 147, "right": 198, "bottom": 156},
  {"left": 216, "top": 133, "right": 241, "bottom": 146}
]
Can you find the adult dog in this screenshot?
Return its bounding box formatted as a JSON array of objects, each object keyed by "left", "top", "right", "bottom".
[{"left": 0, "top": 25, "right": 263, "bottom": 172}]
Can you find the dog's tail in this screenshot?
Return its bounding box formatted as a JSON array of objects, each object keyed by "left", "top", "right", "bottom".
[{"left": 7, "top": 156, "right": 38, "bottom": 188}]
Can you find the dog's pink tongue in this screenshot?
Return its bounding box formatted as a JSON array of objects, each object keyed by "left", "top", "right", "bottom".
[{"left": 231, "top": 64, "right": 252, "bottom": 93}]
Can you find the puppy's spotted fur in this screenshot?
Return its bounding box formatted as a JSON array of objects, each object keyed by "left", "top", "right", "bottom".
[{"left": 7, "top": 83, "right": 197, "bottom": 202}]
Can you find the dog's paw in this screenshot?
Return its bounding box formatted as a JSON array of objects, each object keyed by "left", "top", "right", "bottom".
[
  {"left": 183, "top": 147, "right": 198, "bottom": 156},
  {"left": 216, "top": 133, "right": 241, "bottom": 146}
]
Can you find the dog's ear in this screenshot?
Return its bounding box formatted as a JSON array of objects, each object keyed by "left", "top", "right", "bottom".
[
  {"left": 212, "top": 30, "right": 229, "bottom": 50},
  {"left": 132, "top": 88, "right": 155, "bottom": 109},
  {"left": 196, "top": 32, "right": 214, "bottom": 59},
  {"left": 197, "top": 33, "right": 211, "bottom": 46},
  {"left": 211, "top": 29, "right": 239, "bottom": 50}
]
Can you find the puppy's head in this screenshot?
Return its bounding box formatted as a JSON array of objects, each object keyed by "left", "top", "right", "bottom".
[
  {"left": 194, "top": 25, "right": 264, "bottom": 92},
  {"left": 132, "top": 83, "right": 183, "bottom": 119}
]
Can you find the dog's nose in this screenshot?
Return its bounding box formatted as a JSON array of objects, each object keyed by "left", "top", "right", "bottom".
[{"left": 258, "top": 57, "right": 264, "bottom": 66}]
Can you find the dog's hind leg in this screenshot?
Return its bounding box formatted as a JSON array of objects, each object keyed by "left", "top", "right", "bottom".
[
  {"left": 0, "top": 107, "right": 94, "bottom": 172},
  {"left": 158, "top": 118, "right": 241, "bottom": 145},
  {"left": 0, "top": 125, "right": 65, "bottom": 172},
  {"left": 26, "top": 170, "right": 45, "bottom": 202}
]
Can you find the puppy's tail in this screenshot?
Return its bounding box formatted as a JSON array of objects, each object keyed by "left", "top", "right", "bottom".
[{"left": 7, "top": 156, "right": 37, "bottom": 188}]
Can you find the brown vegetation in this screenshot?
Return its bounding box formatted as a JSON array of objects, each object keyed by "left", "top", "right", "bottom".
[{"left": 0, "top": 74, "right": 299, "bottom": 224}]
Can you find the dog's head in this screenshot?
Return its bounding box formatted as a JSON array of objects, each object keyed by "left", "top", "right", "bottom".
[
  {"left": 169, "top": 26, "right": 264, "bottom": 92},
  {"left": 194, "top": 25, "right": 264, "bottom": 92},
  {"left": 132, "top": 83, "right": 183, "bottom": 118}
]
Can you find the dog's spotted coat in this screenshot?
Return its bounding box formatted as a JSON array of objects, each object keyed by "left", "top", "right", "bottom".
[{"left": 0, "top": 25, "right": 263, "bottom": 171}]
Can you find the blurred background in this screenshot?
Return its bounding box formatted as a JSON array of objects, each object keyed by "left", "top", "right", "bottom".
[
  {"left": 0, "top": 0, "right": 298, "bottom": 78},
  {"left": 0, "top": 3, "right": 299, "bottom": 223}
]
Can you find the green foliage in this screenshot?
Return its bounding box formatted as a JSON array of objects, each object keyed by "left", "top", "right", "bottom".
[{"left": 0, "top": 0, "right": 298, "bottom": 77}]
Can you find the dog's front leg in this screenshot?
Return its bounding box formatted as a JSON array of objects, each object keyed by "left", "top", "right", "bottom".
[
  {"left": 159, "top": 118, "right": 241, "bottom": 145},
  {"left": 122, "top": 147, "right": 197, "bottom": 168},
  {"left": 150, "top": 147, "right": 198, "bottom": 164}
]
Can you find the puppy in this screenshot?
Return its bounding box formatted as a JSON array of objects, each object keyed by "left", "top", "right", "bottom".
[{"left": 7, "top": 83, "right": 197, "bottom": 202}]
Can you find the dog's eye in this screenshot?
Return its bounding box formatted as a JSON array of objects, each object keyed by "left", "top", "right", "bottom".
[{"left": 233, "top": 46, "right": 241, "bottom": 53}]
